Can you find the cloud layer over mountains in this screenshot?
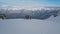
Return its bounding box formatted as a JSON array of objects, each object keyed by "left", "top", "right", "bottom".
[{"left": 0, "top": 7, "right": 60, "bottom": 20}]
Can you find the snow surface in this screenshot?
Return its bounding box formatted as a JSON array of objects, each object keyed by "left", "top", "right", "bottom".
[{"left": 0, "top": 16, "right": 60, "bottom": 34}]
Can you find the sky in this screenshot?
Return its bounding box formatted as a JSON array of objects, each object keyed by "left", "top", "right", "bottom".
[{"left": 0, "top": 0, "right": 60, "bottom": 8}]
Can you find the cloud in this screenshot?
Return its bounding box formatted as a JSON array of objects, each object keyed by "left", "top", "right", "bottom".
[
  {"left": 2, "top": 5, "right": 8, "bottom": 7},
  {"left": 0, "top": 0, "right": 60, "bottom": 8}
]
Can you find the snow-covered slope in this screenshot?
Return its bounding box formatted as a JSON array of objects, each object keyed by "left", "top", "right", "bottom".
[
  {"left": 0, "top": 16, "right": 60, "bottom": 34},
  {"left": 45, "top": 16, "right": 60, "bottom": 23}
]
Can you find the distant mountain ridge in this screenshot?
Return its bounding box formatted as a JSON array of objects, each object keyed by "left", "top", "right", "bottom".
[{"left": 0, "top": 7, "right": 60, "bottom": 20}]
